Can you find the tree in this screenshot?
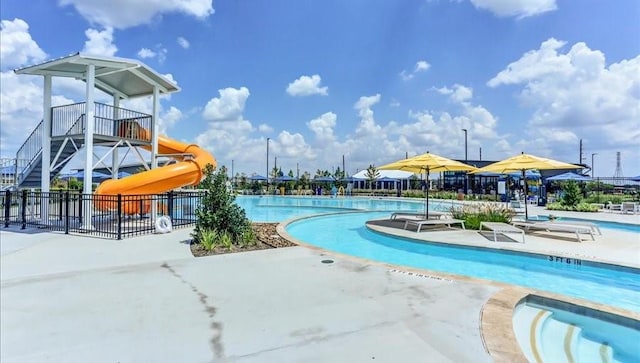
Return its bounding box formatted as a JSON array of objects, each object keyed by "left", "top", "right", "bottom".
[
  {"left": 561, "top": 180, "right": 582, "bottom": 207},
  {"left": 193, "top": 164, "right": 253, "bottom": 246},
  {"left": 365, "top": 164, "right": 380, "bottom": 192}
]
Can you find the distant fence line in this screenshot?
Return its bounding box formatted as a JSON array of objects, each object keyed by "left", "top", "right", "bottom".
[{"left": 1, "top": 190, "right": 204, "bottom": 240}]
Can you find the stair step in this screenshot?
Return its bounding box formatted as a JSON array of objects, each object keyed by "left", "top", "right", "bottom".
[
  {"left": 541, "top": 316, "right": 573, "bottom": 362},
  {"left": 577, "top": 334, "right": 613, "bottom": 363},
  {"left": 512, "top": 304, "right": 551, "bottom": 363}
]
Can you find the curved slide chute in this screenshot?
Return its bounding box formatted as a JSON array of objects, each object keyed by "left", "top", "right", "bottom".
[{"left": 95, "top": 127, "right": 216, "bottom": 214}]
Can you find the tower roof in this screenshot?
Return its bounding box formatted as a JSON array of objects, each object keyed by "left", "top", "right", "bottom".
[{"left": 14, "top": 53, "right": 180, "bottom": 99}]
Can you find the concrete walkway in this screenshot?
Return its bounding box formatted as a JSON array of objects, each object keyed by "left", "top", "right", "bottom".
[
  {"left": 1, "top": 236, "right": 497, "bottom": 362},
  {"left": 1, "top": 206, "right": 638, "bottom": 362}
]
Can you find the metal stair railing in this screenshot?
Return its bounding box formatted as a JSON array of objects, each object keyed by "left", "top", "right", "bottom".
[{"left": 15, "top": 120, "right": 44, "bottom": 183}]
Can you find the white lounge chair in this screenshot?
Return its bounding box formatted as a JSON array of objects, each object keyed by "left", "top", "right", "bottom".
[
  {"left": 509, "top": 200, "right": 526, "bottom": 215},
  {"left": 390, "top": 211, "right": 452, "bottom": 220},
  {"left": 512, "top": 221, "right": 595, "bottom": 242},
  {"left": 480, "top": 222, "right": 525, "bottom": 243},
  {"left": 621, "top": 202, "right": 638, "bottom": 214},
  {"left": 403, "top": 218, "right": 466, "bottom": 232}
]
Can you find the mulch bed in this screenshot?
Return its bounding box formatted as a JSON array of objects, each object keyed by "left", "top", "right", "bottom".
[{"left": 190, "top": 222, "right": 297, "bottom": 257}]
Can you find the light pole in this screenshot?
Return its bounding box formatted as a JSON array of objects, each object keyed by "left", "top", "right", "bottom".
[
  {"left": 462, "top": 128, "right": 468, "bottom": 193},
  {"left": 461, "top": 129, "right": 468, "bottom": 161},
  {"left": 266, "top": 137, "right": 270, "bottom": 191},
  {"left": 592, "top": 152, "right": 598, "bottom": 202}
]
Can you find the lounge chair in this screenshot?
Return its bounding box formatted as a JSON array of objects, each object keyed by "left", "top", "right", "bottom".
[
  {"left": 509, "top": 200, "right": 526, "bottom": 215},
  {"left": 390, "top": 211, "right": 452, "bottom": 220},
  {"left": 621, "top": 202, "right": 638, "bottom": 214},
  {"left": 545, "top": 220, "right": 602, "bottom": 235},
  {"left": 480, "top": 222, "right": 525, "bottom": 243},
  {"left": 403, "top": 218, "right": 466, "bottom": 232},
  {"left": 512, "top": 221, "right": 595, "bottom": 242}
]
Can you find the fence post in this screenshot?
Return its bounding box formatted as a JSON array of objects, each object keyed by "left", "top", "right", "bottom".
[
  {"left": 4, "top": 190, "right": 10, "bottom": 228},
  {"left": 78, "top": 192, "right": 83, "bottom": 224},
  {"left": 167, "top": 191, "right": 174, "bottom": 222},
  {"left": 65, "top": 191, "right": 70, "bottom": 234},
  {"left": 117, "top": 194, "right": 122, "bottom": 240},
  {"left": 59, "top": 190, "right": 63, "bottom": 220},
  {"left": 21, "top": 190, "right": 27, "bottom": 229}
]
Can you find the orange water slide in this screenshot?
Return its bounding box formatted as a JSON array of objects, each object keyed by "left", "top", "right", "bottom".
[{"left": 94, "top": 126, "right": 216, "bottom": 213}]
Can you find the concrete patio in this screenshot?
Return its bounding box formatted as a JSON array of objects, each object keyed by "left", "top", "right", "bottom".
[{"left": 1, "top": 205, "right": 638, "bottom": 362}]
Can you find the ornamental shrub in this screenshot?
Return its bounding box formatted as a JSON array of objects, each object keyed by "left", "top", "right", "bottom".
[
  {"left": 560, "top": 180, "right": 582, "bottom": 207},
  {"left": 450, "top": 202, "right": 514, "bottom": 230},
  {"left": 193, "top": 164, "right": 253, "bottom": 245}
]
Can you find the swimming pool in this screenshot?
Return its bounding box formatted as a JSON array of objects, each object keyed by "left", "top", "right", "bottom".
[
  {"left": 235, "top": 196, "right": 640, "bottom": 311},
  {"left": 235, "top": 195, "right": 455, "bottom": 222}
]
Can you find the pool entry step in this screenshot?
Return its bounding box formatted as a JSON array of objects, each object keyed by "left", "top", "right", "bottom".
[{"left": 513, "top": 302, "right": 639, "bottom": 362}]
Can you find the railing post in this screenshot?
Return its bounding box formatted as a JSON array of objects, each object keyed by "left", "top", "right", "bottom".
[
  {"left": 59, "top": 190, "right": 63, "bottom": 220},
  {"left": 117, "top": 194, "right": 122, "bottom": 240},
  {"left": 78, "top": 193, "right": 83, "bottom": 224},
  {"left": 21, "top": 190, "right": 27, "bottom": 229},
  {"left": 65, "top": 191, "right": 70, "bottom": 234},
  {"left": 4, "top": 190, "right": 10, "bottom": 228},
  {"left": 167, "top": 191, "right": 174, "bottom": 222}
]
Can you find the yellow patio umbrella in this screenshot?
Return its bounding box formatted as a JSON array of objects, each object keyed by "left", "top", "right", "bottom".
[
  {"left": 378, "top": 152, "right": 477, "bottom": 218},
  {"left": 470, "top": 152, "right": 582, "bottom": 219}
]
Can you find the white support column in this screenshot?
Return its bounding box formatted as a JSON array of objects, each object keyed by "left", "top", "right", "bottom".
[
  {"left": 40, "top": 75, "right": 52, "bottom": 223},
  {"left": 151, "top": 86, "right": 159, "bottom": 219},
  {"left": 112, "top": 96, "right": 120, "bottom": 179},
  {"left": 82, "top": 64, "right": 96, "bottom": 230}
]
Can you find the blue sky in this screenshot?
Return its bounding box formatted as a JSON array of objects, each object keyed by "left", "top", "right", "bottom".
[{"left": 1, "top": 0, "right": 639, "bottom": 178}]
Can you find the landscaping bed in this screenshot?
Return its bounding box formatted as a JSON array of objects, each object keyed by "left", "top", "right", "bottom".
[{"left": 190, "top": 222, "right": 297, "bottom": 257}]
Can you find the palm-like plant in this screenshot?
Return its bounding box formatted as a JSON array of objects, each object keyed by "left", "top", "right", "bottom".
[{"left": 365, "top": 164, "right": 380, "bottom": 193}]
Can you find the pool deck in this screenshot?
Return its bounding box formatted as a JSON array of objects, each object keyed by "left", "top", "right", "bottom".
[{"left": 1, "top": 204, "right": 639, "bottom": 362}]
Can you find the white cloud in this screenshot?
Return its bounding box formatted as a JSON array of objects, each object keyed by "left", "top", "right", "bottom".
[
  {"left": 137, "top": 48, "right": 156, "bottom": 59},
  {"left": 488, "top": 38, "right": 640, "bottom": 174},
  {"left": 0, "top": 18, "right": 47, "bottom": 70},
  {"left": 436, "top": 84, "right": 473, "bottom": 103},
  {"left": 258, "top": 124, "right": 273, "bottom": 133},
  {"left": 307, "top": 112, "right": 337, "bottom": 142},
  {"left": 82, "top": 28, "right": 117, "bottom": 56},
  {"left": 286, "top": 75, "right": 328, "bottom": 96},
  {"left": 59, "top": 0, "right": 214, "bottom": 29},
  {"left": 202, "top": 87, "right": 250, "bottom": 121},
  {"left": 415, "top": 61, "right": 430, "bottom": 72},
  {"left": 177, "top": 36, "right": 190, "bottom": 49},
  {"left": 138, "top": 44, "right": 167, "bottom": 64},
  {"left": 469, "top": 0, "right": 557, "bottom": 18},
  {"left": 400, "top": 60, "right": 431, "bottom": 81}
]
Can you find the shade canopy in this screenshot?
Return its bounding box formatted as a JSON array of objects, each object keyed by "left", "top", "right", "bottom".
[
  {"left": 471, "top": 153, "right": 580, "bottom": 174},
  {"left": 60, "top": 170, "right": 111, "bottom": 180},
  {"left": 275, "top": 175, "right": 297, "bottom": 182},
  {"left": 630, "top": 175, "right": 640, "bottom": 182},
  {"left": 379, "top": 152, "right": 477, "bottom": 174},
  {"left": 352, "top": 169, "right": 414, "bottom": 180},
  {"left": 476, "top": 170, "right": 541, "bottom": 179},
  {"left": 313, "top": 176, "right": 336, "bottom": 182},
  {"left": 546, "top": 172, "right": 591, "bottom": 181},
  {"left": 249, "top": 175, "right": 268, "bottom": 181},
  {"left": 471, "top": 153, "right": 582, "bottom": 219},
  {"left": 14, "top": 53, "right": 180, "bottom": 99},
  {"left": 341, "top": 176, "right": 365, "bottom": 182},
  {"left": 379, "top": 152, "right": 477, "bottom": 218}
]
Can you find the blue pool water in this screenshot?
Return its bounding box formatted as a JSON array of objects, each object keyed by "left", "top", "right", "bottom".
[
  {"left": 235, "top": 196, "right": 640, "bottom": 312},
  {"left": 286, "top": 212, "right": 640, "bottom": 312},
  {"left": 235, "top": 195, "right": 454, "bottom": 222}
]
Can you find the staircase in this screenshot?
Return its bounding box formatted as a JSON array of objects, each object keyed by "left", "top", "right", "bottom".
[
  {"left": 16, "top": 118, "right": 83, "bottom": 188},
  {"left": 513, "top": 303, "right": 639, "bottom": 362}
]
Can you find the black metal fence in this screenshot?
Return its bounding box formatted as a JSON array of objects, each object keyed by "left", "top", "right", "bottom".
[{"left": 2, "top": 190, "right": 204, "bottom": 239}]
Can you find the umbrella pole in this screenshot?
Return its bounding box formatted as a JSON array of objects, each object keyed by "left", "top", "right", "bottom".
[
  {"left": 522, "top": 169, "right": 528, "bottom": 220},
  {"left": 425, "top": 170, "right": 430, "bottom": 219}
]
